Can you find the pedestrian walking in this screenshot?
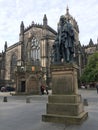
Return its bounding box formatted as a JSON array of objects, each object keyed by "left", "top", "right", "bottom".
[{"left": 40, "top": 85, "right": 45, "bottom": 95}]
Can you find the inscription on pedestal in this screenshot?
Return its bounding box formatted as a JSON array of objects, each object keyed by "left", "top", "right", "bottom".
[{"left": 51, "top": 64, "right": 78, "bottom": 94}]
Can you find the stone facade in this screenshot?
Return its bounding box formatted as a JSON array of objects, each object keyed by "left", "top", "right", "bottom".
[
  {"left": 0, "top": 52, "right": 5, "bottom": 86},
  {"left": 5, "top": 43, "right": 21, "bottom": 81}
]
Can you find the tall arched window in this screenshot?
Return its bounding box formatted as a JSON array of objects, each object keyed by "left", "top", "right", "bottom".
[
  {"left": 31, "top": 37, "right": 40, "bottom": 64},
  {"left": 10, "top": 53, "right": 17, "bottom": 79}
]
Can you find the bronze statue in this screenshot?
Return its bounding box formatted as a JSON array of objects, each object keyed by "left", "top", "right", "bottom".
[{"left": 53, "top": 15, "right": 75, "bottom": 63}]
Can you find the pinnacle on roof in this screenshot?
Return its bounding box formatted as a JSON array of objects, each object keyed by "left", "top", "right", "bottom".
[
  {"left": 43, "top": 14, "right": 48, "bottom": 26},
  {"left": 89, "top": 38, "right": 94, "bottom": 46},
  {"left": 20, "top": 21, "right": 24, "bottom": 27}
]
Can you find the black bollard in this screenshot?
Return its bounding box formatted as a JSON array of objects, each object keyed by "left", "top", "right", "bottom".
[
  {"left": 83, "top": 99, "right": 88, "bottom": 106},
  {"left": 26, "top": 97, "right": 31, "bottom": 103},
  {"left": 3, "top": 96, "right": 7, "bottom": 102}
]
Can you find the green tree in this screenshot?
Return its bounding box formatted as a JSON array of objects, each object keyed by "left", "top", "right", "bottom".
[{"left": 81, "top": 52, "right": 98, "bottom": 83}]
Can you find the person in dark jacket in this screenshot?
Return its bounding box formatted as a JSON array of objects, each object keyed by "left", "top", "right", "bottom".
[{"left": 40, "top": 85, "right": 45, "bottom": 95}]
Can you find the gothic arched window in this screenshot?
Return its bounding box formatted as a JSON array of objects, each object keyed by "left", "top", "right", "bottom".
[
  {"left": 10, "top": 53, "right": 17, "bottom": 79},
  {"left": 31, "top": 37, "right": 40, "bottom": 61}
]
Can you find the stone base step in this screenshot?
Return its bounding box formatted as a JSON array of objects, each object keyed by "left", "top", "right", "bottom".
[
  {"left": 47, "top": 102, "right": 84, "bottom": 116},
  {"left": 42, "top": 111, "right": 88, "bottom": 125}
]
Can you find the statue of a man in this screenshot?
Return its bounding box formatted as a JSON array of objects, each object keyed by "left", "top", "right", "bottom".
[
  {"left": 59, "top": 15, "right": 75, "bottom": 62},
  {"left": 53, "top": 15, "right": 75, "bottom": 63}
]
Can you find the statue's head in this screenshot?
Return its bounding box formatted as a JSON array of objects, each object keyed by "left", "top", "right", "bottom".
[
  {"left": 60, "top": 15, "right": 67, "bottom": 25},
  {"left": 60, "top": 15, "right": 65, "bottom": 21}
]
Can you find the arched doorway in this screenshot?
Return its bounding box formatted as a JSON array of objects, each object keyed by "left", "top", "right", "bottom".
[{"left": 26, "top": 74, "right": 40, "bottom": 94}]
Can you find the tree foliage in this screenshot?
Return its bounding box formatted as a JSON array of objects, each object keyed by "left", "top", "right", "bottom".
[{"left": 80, "top": 52, "right": 98, "bottom": 83}]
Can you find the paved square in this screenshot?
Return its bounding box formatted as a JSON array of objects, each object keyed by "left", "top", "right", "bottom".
[{"left": 0, "top": 90, "right": 98, "bottom": 130}]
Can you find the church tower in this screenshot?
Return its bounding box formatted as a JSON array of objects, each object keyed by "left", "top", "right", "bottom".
[{"left": 65, "top": 6, "right": 79, "bottom": 45}]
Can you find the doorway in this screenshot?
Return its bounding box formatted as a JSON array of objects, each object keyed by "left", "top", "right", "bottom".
[{"left": 21, "top": 81, "right": 25, "bottom": 92}]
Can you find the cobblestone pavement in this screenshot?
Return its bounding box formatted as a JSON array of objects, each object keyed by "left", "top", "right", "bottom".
[{"left": 0, "top": 89, "right": 98, "bottom": 130}]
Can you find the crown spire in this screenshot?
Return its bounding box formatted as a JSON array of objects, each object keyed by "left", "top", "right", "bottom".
[
  {"left": 65, "top": 6, "right": 70, "bottom": 21},
  {"left": 66, "top": 6, "right": 69, "bottom": 15}
]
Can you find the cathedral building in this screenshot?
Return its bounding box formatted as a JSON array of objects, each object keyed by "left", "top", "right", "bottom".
[
  {"left": 0, "top": 13, "right": 57, "bottom": 94},
  {"left": 0, "top": 7, "right": 97, "bottom": 93}
]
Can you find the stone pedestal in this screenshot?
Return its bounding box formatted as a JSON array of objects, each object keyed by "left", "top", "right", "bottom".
[{"left": 42, "top": 63, "right": 88, "bottom": 124}]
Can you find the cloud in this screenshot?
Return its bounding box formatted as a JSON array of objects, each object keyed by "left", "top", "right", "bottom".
[{"left": 0, "top": 0, "right": 98, "bottom": 51}]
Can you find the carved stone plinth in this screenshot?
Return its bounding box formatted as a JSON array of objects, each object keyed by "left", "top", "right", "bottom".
[{"left": 42, "top": 63, "right": 88, "bottom": 124}]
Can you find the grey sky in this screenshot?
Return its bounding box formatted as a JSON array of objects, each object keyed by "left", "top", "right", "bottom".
[{"left": 0, "top": 0, "right": 98, "bottom": 51}]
